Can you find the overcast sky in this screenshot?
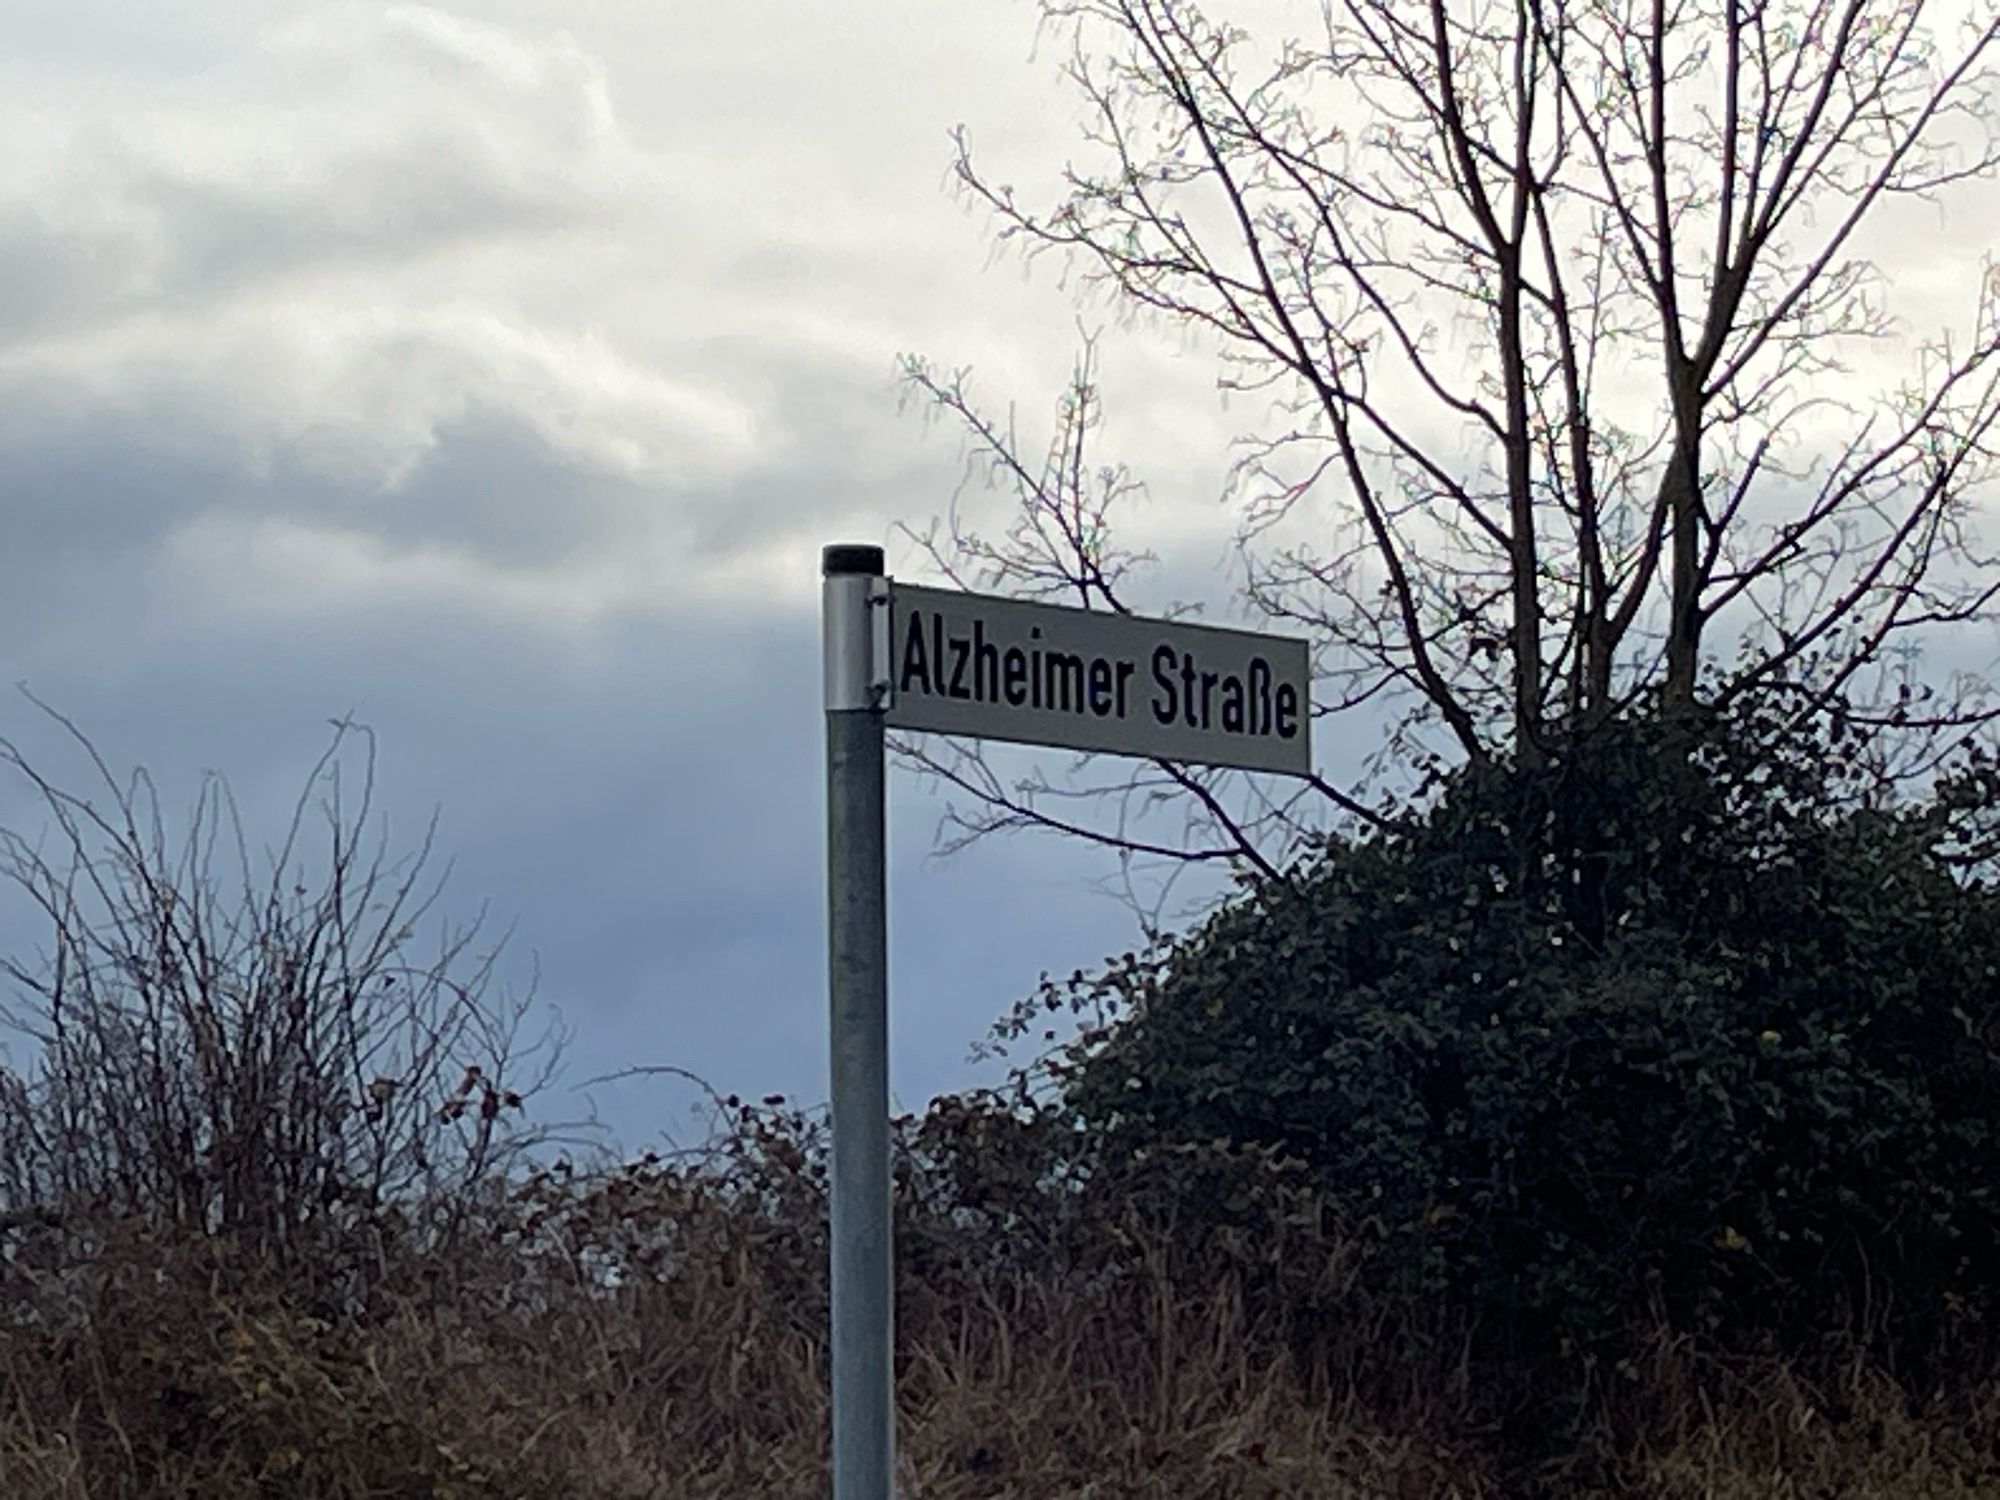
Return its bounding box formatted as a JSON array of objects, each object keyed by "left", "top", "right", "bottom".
[
  {"left": 2, "top": 3, "right": 1992, "bottom": 1155},
  {"left": 0, "top": 1, "right": 1281, "bottom": 1152}
]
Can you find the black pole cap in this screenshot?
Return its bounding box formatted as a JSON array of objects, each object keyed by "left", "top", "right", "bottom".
[{"left": 822, "top": 543, "right": 885, "bottom": 577}]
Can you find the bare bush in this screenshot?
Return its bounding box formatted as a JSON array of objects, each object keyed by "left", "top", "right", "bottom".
[{"left": 0, "top": 700, "right": 559, "bottom": 1314}]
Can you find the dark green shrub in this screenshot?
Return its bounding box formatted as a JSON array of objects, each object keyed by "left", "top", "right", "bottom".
[{"left": 1051, "top": 705, "right": 2000, "bottom": 1377}]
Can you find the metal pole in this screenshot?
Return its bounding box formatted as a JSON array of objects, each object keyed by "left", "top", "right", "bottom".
[{"left": 822, "top": 543, "right": 893, "bottom": 1500}]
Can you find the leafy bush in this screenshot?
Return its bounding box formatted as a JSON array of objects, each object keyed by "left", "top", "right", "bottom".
[{"left": 1049, "top": 703, "right": 2000, "bottom": 1381}]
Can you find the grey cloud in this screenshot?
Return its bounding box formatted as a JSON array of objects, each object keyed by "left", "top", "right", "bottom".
[
  {"left": 0, "top": 411, "right": 230, "bottom": 662},
  {"left": 0, "top": 587, "right": 1140, "bottom": 1150},
  {"left": 270, "top": 406, "right": 638, "bottom": 569},
  {"left": 0, "top": 345, "right": 1156, "bottom": 1145},
  {"left": 0, "top": 6, "right": 631, "bottom": 348},
  {"left": 0, "top": 339, "right": 903, "bottom": 637},
  {"left": 0, "top": 0, "right": 1205, "bottom": 1149},
  {"left": 0, "top": 197, "right": 157, "bottom": 344},
  {"left": 134, "top": 139, "right": 599, "bottom": 307}
]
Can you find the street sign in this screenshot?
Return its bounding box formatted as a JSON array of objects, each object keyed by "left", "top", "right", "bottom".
[
  {"left": 885, "top": 582, "right": 1312, "bottom": 775},
  {"left": 820, "top": 551, "right": 1314, "bottom": 1500}
]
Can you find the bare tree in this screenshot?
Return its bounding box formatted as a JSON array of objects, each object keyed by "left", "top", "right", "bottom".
[
  {"left": 901, "top": 0, "right": 2000, "bottom": 872},
  {"left": 0, "top": 698, "right": 560, "bottom": 1306}
]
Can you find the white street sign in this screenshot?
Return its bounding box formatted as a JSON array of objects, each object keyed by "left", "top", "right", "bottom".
[
  {"left": 886, "top": 582, "right": 1311, "bottom": 776},
  {"left": 822, "top": 550, "right": 1314, "bottom": 1500}
]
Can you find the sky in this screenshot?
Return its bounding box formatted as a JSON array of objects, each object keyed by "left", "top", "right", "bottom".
[
  {"left": 0, "top": 1, "right": 1272, "bottom": 1153},
  {"left": 0, "top": 2, "right": 1991, "bottom": 1157}
]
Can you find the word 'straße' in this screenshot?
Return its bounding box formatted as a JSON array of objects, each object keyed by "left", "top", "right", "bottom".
[{"left": 885, "top": 583, "right": 1311, "bottom": 776}]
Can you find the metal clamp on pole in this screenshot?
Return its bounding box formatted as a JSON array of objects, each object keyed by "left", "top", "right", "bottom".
[
  {"left": 824, "top": 545, "right": 890, "bottom": 712},
  {"left": 821, "top": 543, "right": 894, "bottom": 1500}
]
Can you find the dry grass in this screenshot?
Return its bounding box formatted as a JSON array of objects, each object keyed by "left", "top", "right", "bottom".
[
  {"left": 1621, "top": 1335, "right": 2000, "bottom": 1500},
  {"left": 0, "top": 1202, "right": 1993, "bottom": 1500}
]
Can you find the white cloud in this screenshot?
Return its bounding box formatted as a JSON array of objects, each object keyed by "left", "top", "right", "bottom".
[
  {"left": 0, "top": 7, "right": 637, "bottom": 334},
  {"left": 160, "top": 511, "right": 606, "bottom": 624},
  {"left": 0, "top": 0, "right": 1265, "bottom": 1146},
  {"left": 0, "top": 0, "right": 1235, "bottom": 639},
  {"left": 4, "top": 299, "right": 757, "bottom": 488}
]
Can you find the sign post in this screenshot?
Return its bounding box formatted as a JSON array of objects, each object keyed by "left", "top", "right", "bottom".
[
  {"left": 822, "top": 546, "right": 1311, "bottom": 1500},
  {"left": 822, "top": 545, "right": 894, "bottom": 1500}
]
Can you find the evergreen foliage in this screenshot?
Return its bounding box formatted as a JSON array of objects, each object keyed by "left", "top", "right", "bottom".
[{"left": 1046, "top": 704, "right": 2000, "bottom": 1376}]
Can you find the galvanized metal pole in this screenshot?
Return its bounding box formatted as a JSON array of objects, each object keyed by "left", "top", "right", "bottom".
[{"left": 822, "top": 543, "right": 894, "bottom": 1500}]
